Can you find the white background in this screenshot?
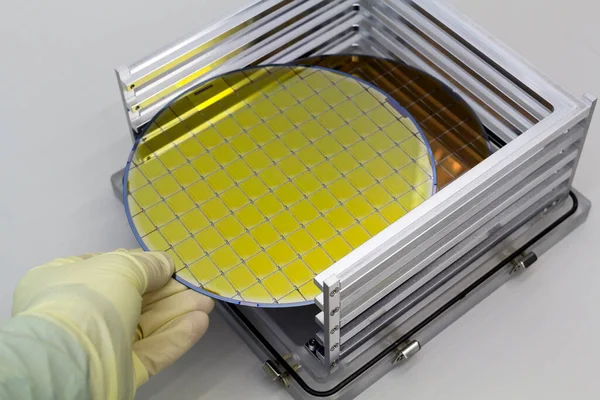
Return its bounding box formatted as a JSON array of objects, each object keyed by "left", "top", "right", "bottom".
[{"left": 1, "top": 1, "right": 599, "bottom": 399}]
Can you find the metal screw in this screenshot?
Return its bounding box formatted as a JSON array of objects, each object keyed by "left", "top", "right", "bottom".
[
  {"left": 331, "top": 361, "right": 338, "bottom": 369},
  {"left": 329, "top": 288, "right": 340, "bottom": 297},
  {"left": 330, "top": 343, "right": 339, "bottom": 351},
  {"left": 330, "top": 326, "right": 339, "bottom": 334},
  {"left": 330, "top": 307, "right": 340, "bottom": 316}
]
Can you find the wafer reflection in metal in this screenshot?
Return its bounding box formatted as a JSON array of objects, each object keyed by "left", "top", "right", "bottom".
[
  {"left": 297, "top": 55, "right": 489, "bottom": 189},
  {"left": 124, "top": 65, "right": 435, "bottom": 307}
]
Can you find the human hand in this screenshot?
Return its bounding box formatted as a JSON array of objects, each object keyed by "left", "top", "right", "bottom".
[{"left": 11, "top": 250, "right": 215, "bottom": 399}]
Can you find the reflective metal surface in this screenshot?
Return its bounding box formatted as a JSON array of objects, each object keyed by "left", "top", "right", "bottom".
[{"left": 114, "top": 0, "right": 595, "bottom": 393}]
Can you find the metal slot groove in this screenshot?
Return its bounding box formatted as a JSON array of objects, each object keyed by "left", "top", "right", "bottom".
[
  {"left": 129, "top": 0, "right": 355, "bottom": 112},
  {"left": 128, "top": 2, "right": 359, "bottom": 130},
  {"left": 412, "top": 3, "right": 554, "bottom": 112},
  {"left": 304, "top": 33, "right": 361, "bottom": 59},
  {"left": 254, "top": 14, "right": 362, "bottom": 65},
  {"left": 316, "top": 151, "right": 573, "bottom": 327},
  {"left": 314, "top": 106, "right": 589, "bottom": 295},
  {"left": 342, "top": 175, "right": 572, "bottom": 336},
  {"left": 122, "top": 0, "right": 293, "bottom": 89},
  {"left": 318, "top": 116, "right": 587, "bottom": 288},
  {"left": 337, "top": 129, "right": 583, "bottom": 314},
  {"left": 364, "top": 4, "right": 534, "bottom": 134},
  {"left": 340, "top": 148, "right": 578, "bottom": 324},
  {"left": 378, "top": 0, "right": 550, "bottom": 121},
  {"left": 134, "top": 26, "right": 359, "bottom": 135},
  {"left": 413, "top": 0, "right": 584, "bottom": 110},
  {"left": 339, "top": 183, "right": 570, "bottom": 357}
]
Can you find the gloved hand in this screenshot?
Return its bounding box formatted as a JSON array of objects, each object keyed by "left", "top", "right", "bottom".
[{"left": 9, "top": 250, "right": 215, "bottom": 400}]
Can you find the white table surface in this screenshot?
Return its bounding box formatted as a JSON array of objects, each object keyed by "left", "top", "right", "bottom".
[{"left": 1, "top": 1, "right": 599, "bottom": 399}]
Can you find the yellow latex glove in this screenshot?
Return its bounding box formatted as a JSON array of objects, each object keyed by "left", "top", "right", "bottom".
[{"left": 10, "top": 250, "right": 215, "bottom": 400}]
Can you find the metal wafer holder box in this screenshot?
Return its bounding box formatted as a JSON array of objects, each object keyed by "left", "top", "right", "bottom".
[{"left": 110, "top": 1, "right": 595, "bottom": 398}]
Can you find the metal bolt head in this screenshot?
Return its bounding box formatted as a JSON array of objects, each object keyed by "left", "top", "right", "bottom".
[{"left": 331, "top": 361, "right": 338, "bottom": 369}]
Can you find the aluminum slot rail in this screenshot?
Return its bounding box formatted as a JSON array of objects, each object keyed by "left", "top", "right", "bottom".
[
  {"left": 114, "top": 0, "right": 595, "bottom": 376},
  {"left": 117, "top": 0, "right": 360, "bottom": 134},
  {"left": 314, "top": 0, "right": 594, "bottom": 372}
]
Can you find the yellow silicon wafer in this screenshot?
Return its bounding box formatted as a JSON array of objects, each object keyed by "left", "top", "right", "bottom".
[{"left": 125, "top": 65, "right": 435, "bottom": 307}]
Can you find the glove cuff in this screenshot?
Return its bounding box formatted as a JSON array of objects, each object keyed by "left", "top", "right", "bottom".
[{"left": 133, "top": 351, "right": 150, "bottom": 388}]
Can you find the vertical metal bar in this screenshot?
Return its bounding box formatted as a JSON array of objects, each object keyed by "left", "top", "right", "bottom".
[
  {"left": 115, "top": 65, "right": 137, "bottom": 142},
  {"left": 566, "top": 93, "right": 596, "bottom": 191},
  {"left": 322, "top": 275, "right": 341, "bottom": 372}
]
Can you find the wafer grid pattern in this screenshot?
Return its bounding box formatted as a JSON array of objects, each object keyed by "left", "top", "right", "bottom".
[
  {"left": 125, "top": 66, "right": 435, "bottom": 306},
  {"left": 300, "top": 55, "right": 489, "bottom": 189}
]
